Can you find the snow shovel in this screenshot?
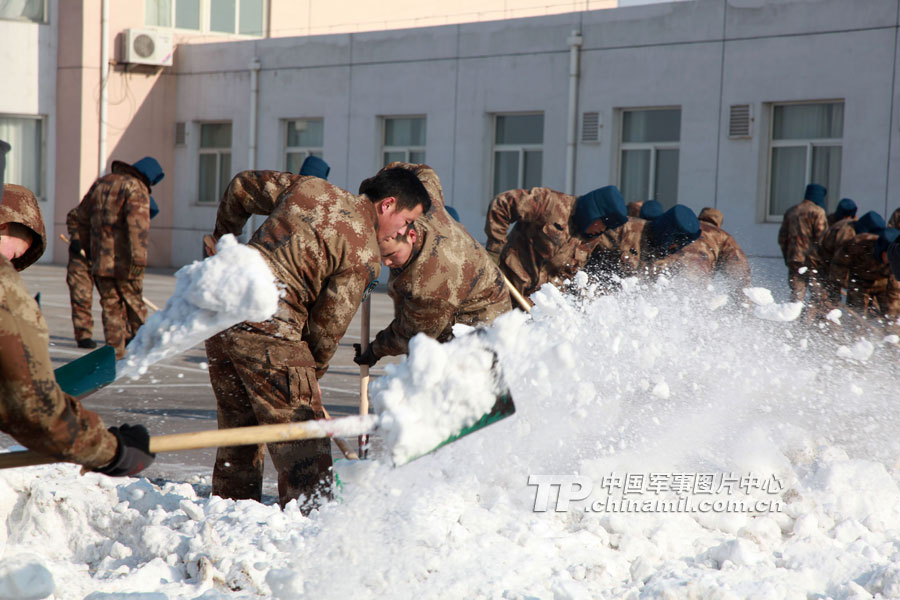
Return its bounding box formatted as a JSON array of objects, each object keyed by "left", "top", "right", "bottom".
[
  {"left": 358, "top": 296, "right": 371, "bottom": 458},
  {"left": 54, "top": 345, "right": 117, "bottom": 398},
  {"left": 0, "top": 377, "right": 515, "bottom": 470}
]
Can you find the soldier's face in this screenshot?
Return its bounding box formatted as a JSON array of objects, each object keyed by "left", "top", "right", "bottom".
[
  {"left": 376, "top": 197, "right": 423, "bottom": 241},
  {"left": 0, "top": 224, "right": 32, "bottom": 261},
  {"left": 584, "top": 219, "right": 607, "bottom": 237},
  {"left": 379, "top": 235, "right": 413, "bottom": 268}
]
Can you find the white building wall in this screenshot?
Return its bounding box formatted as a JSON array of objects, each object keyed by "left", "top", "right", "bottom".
[{"left": 170, "top": 0, "right": 900, "bottom": 276}]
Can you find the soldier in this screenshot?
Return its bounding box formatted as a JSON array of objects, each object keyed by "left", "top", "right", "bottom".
[
  {"left": 639, "top": 200, "right": 664, "bottom": 222},
  {"left": 484, "top": 185, "right": 628, "bottom": 300},
  {"left": 682, "top": 206, "right": 752, "bottom": 291},
  {"left": 203, "top": 167, "right": 430, "bottom": 509},
  {"left": 830, "top": 219, "right": 898, "bottom": 320},
  {"left": 76, "top": 156, "right": 164, "bottom": 359},
  {"left": 777, "top": 183, "right": 828, "bottom": 308},
  {"left": 354, "top": 164, "right": 509, "bottom": 366},
  {"left": 888, "top": 207, "right": 900, "bottom": 230},
  {"left": 0, "top": 184, "right": 154, "bottom": 477},
  {"left": 65, "top": 205, "right": 96, "bottom": 348},
  {"left": 818, "top": 198, "right": 858, "bottom": 306}
]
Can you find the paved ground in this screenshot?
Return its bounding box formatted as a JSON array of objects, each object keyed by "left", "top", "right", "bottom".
[{"left": 8, "top": 263, "right": 405, "bottom": 499}]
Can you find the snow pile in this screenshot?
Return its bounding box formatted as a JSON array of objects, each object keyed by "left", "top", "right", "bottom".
[
  {"left": 118, "top": 235, "right": 281, "bottom": 378},
  {"left": 743, "top": 286, "right": 803, "bottom": 321},
  {"left": 3, "top": 275, "right": 900, "bottom": 598}
]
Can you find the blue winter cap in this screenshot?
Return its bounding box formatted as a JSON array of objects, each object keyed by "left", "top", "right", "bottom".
[
  {"left": 445, "top": 206, "right": 461, "bottom": 222},
  {"left": 0, "top": 139, "right": 9, "bottom": 201},
  {"left": 299, "top": 155, "right": 330, "bottom": 180},
  {"left": 132, "top": 157, "right": 165, "bottom": 186},
  {"left": 574, "top": 185, "right": 628, "bottom": 236},
  {"left": 149, "top": 196, "right": 159, "bottom": 220},
  {"left": 834, "top": 198, "right": 857, "bottom": 220},
  {"left": 649, "top": 205, "right": 701, "bottom": 255},
  {"left": 874, "top": 228, "right": 900, "bottom": 260},
  {"left": 639, "top": 200, "right": 664, "bottom": 221},
  {"left": 854, "top": 211, "right": 886, "bottom": 234},
  {"left": 804, "top": 183, "right": 826, "bottom": 209}
]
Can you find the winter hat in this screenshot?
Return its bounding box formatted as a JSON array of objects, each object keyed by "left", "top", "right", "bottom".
[
  {"left": 833, "top": 198, "right": 857, "bottom": 221},
  {"left": 804, "top": 183, "right": 827, "bottom": 209},
  {"left": 698, "top": 207, "right": 723, "bottom": 228},
  {"left": 149, "top": 196, "right": 159, "bottom": 220},
  {"left": 574, "top": 185, "right": 628, "bottom": 236},
  {"left": 299, "top": 155, "right": 330, "bottom": 180},
  {"left": 445, "top": 206, "right": 461, "bottom": 222},
  {"left": 639, "top": 200, "right": 664, "bottom": 221},
  {"left": 854, "top": 211, "right": 886, "bottom": 235},
  {"left": 112, "top": 156, "right": 165, "bottom": 189},
  {"left": 874, "top": 228, "right": 900, "bottom": 260},
  {"left": 0, "top": 139, "right": 9, "bottom": 200},
  {"left": 649, "top": 205, "right": 701, "bottom": 255},
  {"left": 0, "top": 184, "right": 46, "bottom": 270}
]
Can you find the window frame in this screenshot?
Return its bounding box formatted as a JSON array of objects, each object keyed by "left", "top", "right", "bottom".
[
  {"left": 764, "top": 100, "right": 844, "bottom": 222},
  {"left": 490, "top": 112, "right": 545, "bottom": 198},
  {"left": 616, "top": 107, "right": 681, "bottom": 209},
  {"left": 196, "top": 121, "right": 232, "bottom": 205},
  {"left": 145, "top": 0, "right": 266, "bottom": 37},
  {"left": 380, "top": 116, "right": 427, "bottom": 167},
  {"left": 0, "top": 0, "right": 47, "bottom": 23},
  {"left": 0, "top": 113, "right": 47, "bottom": 201},
  {"left": 283, "top": 118, "right": 325, "bottom": 173}
]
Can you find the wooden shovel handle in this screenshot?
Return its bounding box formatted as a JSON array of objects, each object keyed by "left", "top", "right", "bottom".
[
  {"left": 502, "top": 273, "right": 532, "bottom": 313},
  {"left": 0, "top": 415, "right": 377, "bottom": 470}
]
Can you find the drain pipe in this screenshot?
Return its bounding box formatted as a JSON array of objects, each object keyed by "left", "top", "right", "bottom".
[
  {"left": 565, "top": 30, "right": 583, "bottom": 195},
  {"left": 98, "top": 0, "right": 109, "bottom": 176},
  {"left": 243, "top": 57, "right": 261, "bottom": 241}
]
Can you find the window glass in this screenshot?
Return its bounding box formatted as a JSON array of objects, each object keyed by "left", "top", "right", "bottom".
[
  {"left": 409, "top": 150, "right": 426, "bottom": 164},
  {"left": 287, "top": 120, "right": 324, "bottom": 147},
  {"left": 620, "top": 149, "right": 650, "bottom": 205},
  {"left": 176, "top": 0, "right": 200, "bottom": 29},
  {"left": 219, "top": 153, "right": 232, "bottom": 199},
  {"left": 812, "top": 145, "right": 842, "bottom": 212},
  {"left": 769, "top": 146, "right": 807, "bottom": 216},
  {"left": 384, "top": 118, "right": 426, "bottom": 147},
  {"left": 383, "top": 151, "right": 406, "bottom": 166},
  {"left": 0, "top": 116, "right": 43, "bottom": 198},
  {"left": 654, "top": 148, "right": 679, "bottom": 208},
  {"left": 201, "top": 123, "right": 231, "bottom": 148},
  {"left": 145, "top": 0, "right": 172, "bottom": 26},
  {"left": 773, "top": 103, "right": 843, "bottom": 140},
  {"left": 622, "top": 109, "right": 681, "bottom": 143},
  {"left": 210, "top": 0, "right": 236, "bottom": 33},
  {"left": 493, "top": 151, "right": 519, "bottom": 196},
  {"left": 239, "top": 0, "right": 263, "bottom": 35},
  {"left": 198, "top": 154, "right": 218, "bottom": 203},
  {"left": 523, "top": 150, "right": 542, "bottom": 189},
  {"left": 0, "top": 0, "right": 45, "bottom": 22},
  {"left": 495, "top": 114, "right": 543, "bottom": 145}
]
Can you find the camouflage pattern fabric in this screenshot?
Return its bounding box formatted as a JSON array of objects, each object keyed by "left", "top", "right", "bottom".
[
  {"left": 66, "top": 207, "right": 94, "bottom": 342},
  {"left": 889, "top": 207, "right": 900, "bottom": 230},
  {"left": 627, "top": 201, "right": 643, "bottom": 218},
  {"left": 371, "top": 164, "right": 509, "bottom": 358},
  {"left": 819, "top": 217, "right": 857, "bottom": 305},
  {"left": 94, "top": 276, "right": 146, "bottom": 359},
  {"left": 778, "top": 199, "right": 827, "bottom": 304},
  {"left": 484, "top": 187, "right": 606, "bottom": 298},
  {"left": 588, "top": 217, "right": 653, "bottom": 283},
  {"left": 698, "top": 207, "right": 723, "bottom": 228},
  {"left": 651, "top": 222, "right": 751, "bottom": 290},
  {"left": 1, "top": 184, "right": 46, "bottom": 270},
  {"left": 206, "top": 170, "right": 381, "bottom": 506},
  {"left": 0, "top": 252, "right": 118, "bottom": 468},
  {"left": 830, "top": 232, "right": 900, "bottom": 319}
]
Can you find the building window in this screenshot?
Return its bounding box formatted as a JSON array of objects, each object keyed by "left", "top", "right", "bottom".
[
  {"left": 198, "top": 123, "right": 231, "bottom": 204},
  {"left": 382, "top": 117, "right": 426, "bottom": 167},
  {"left": 145, "top": 0, "right": 264, "bottom": 35},
  {"left": 0, "top": 0, "right": 45, "bottom": 22},
  {"left": 492, "top": 113, "right": 544, "bottom": 197},
  {"left": 767, "top": 102, "right": 843, "bottom": 219},
  {"left": 618, "top": 108, "right": 680, "bottom": 209},
  {"left": 0, "top": 116, "right": 44, "bottom": 199},
  {"left": 284, "top": 119, "right": 324, "bottom": 173}
]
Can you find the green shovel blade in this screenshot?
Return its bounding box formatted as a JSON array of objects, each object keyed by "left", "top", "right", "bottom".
[{"left": 54, "top": 345, "right": 117, "bottom": 398}]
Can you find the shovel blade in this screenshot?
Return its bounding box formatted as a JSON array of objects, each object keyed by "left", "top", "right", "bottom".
[{"left": 54, "top": 345, "right": 117, "bottom": 398}]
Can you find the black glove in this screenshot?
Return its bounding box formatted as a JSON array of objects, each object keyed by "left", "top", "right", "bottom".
[
  {"left": 68, "top": 239, "right": 82, "bottom": 257},
  {"left": 353, "top": 343, "right": 379, "bottom": 367},
  {"left": 96, "top": 424, "right": 155, "bottom": 477}
]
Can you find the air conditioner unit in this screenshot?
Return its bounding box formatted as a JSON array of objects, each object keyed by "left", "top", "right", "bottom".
[{"left": 122, "top": 28, "right": 173, "bottom": 67}]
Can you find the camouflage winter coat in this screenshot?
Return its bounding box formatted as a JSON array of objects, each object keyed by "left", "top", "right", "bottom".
[
  {"left": 484, "top": 187, "right": 604, "bottom": 297},
  {"left": 372, "top": 166, "right": 508, "bottom": 357},
  {"left": 1, "top": 184, "right": 46, "bottom": 270},
  {"left": 76, "top": 168, "right": 151, "bottom": 280},
  {"left": 819, "top": 217, "right": 856, "bottom": 276},
  {"left": 211, "top": 171, "right": 381, "bottom": 378},
  {"left": 830, "top": 233, "right": 894, "bottom": 294},
  {"left": 777, "top": 199, "right": 827, "bottom": 267},
  {"left": 650, "top": 222, "right": 751, "bottom": 288},
  {"left": 589, "top": 217, "right": 652, "bottom": 280}
]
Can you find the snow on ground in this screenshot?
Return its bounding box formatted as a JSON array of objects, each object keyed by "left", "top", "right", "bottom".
[{"left": 3, "top": 274, "right": 900, "bottom": 598}]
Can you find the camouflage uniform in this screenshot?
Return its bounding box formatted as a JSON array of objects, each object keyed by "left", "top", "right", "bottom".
[
  {"left": 830, "top": 233, "right": 900, "bottom": 319},
  {"left": 889, "top": 207, "right": 900, "bottom": 230},
  {"left": 818, "top": 216, "right": 857, "bottom": 306},
  {"left": 588, "top": 217, "right": 652, "bottom": 283},
  {"left": 777, "top": 198, "right": 828, "bottom": 306},
  {"left": 65, "top": 206, "right": 94, "bottom": 343},
  {"left": 484, "top": 187, "right": 605, "bottom": 299},
  {"left": 76, "top": 164, "right": 151, "bottom": 359},
  {"left": 371, "top": 164, "right": 509, "bottom": 358},
  {"left": 651, "top": 222, "right": 751, "bottom": 290},
  {"left": 205, "top": 171, "right": 381, "bottom": 508},
  {"left": 0, "top": 185, "right": 118, "bottom": 468},
  {"left": 627, "top": 201, "right": 643, "bottom": 218}
]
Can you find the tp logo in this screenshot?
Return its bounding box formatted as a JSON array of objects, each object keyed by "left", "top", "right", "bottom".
[{"left": 528, "top": 475, "right": 593, "bottom": 512}]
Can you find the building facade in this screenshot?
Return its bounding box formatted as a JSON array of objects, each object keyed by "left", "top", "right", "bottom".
[{"left": 3, "top": 0, "right": 899, "bottom": 270}]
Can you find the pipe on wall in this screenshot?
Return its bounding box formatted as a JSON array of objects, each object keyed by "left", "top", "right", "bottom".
[
  {"left": 565, "top": 30, "right": 583, "bottom": 196},
  {"left": 98, "top": 0, "right": 109, "bottom": 176},
  {"left": 244, "top": 57, "right": 262, "bottom": 241}
]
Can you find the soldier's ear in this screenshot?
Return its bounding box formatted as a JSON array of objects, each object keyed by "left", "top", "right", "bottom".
[{"left": 407, "top": 228, "right": 417, "bottom": 244}]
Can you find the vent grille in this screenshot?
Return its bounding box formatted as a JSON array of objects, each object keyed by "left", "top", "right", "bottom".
[
  {"left": 175, "top": 122, "right": 186, "bottom": 146},
  {"left": 728, "top": 104, "right": 752, "bottom": 138},
  {"left": 581, "top": 112, "right": 600, "bottom": 143}
]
